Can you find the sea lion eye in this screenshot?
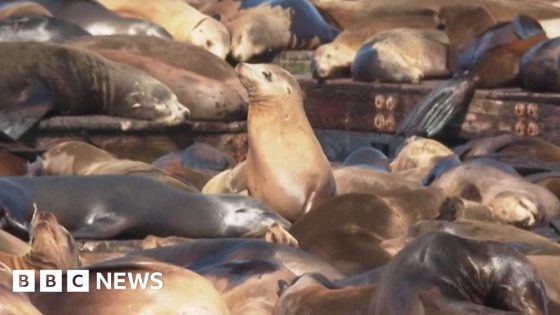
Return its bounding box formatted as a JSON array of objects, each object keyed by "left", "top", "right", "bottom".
[
  {"left": 206, "top": 40, "right": 213, "bottom": 48},
  {"left": 262, "top": 71, "right": 272, "bottom": 81}
]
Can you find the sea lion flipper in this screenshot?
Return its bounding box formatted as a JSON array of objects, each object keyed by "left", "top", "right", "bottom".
[
  {"left": 71, "top": 213, "right": 129, "bottom": 239},
  {"left": 397, "top": 75, "right": 477, "bottom": 137}
]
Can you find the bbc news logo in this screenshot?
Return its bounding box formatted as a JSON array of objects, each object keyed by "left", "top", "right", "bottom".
[{"left": 13, "top": 270, "right": 164, "bottom": 292}]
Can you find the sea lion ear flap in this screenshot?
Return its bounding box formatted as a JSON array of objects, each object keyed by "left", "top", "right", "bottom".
[{"left": 513, "top": 15, "right": 545, "bottom": 39}]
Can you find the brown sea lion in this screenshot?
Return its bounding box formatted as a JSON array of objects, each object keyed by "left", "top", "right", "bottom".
[
  {"left": 0, "top": 230, "right": 29, "bottom": 256},
  {"left": 29, "top": 141, "right": 199, "bottom": 192},
  {"left": 432, "top": 163, "right": 560, "bottom": 228},
  {"left": 0, "top": 42, "right": 189, "bottom": 123},
  {"left": 152, "top": 156, "right": 214, "bottom": 191},
  {"left": 0, "top": 1, "right": 51, "bottom": 19},
  {"left": 351, "top": 28, "right": 450, "bottom": 83},
  {"left": 333, "top": 166, "right": 420, "bottom": 196},
  {"left": 97, "top": 0, "right": 230, "bottom": 58},
  {"left": 290, "top": 190, "right": 460, "bottom": 275},
  {"left": 128, "top": 238, "right": 344, "bottom": 280},
  {"left": 0, "top": 151, "right": 26, "bottom": 176},
  {"left": 227, "top": 0, "right": 340, "bottom": 62},
  {"left": 197, "top": 260, "right": 297, "bottom": 315},
  {"left": 236, "top": 63, "right": 336, "bottom": 221},
  {"left": 527, "top": 172, "right": 560, "bottom": 200},
  {"left": 201, "top": 161, "right": 248, "bottom": 195},
  {"left": 527, "top": 255, "right": 560, "bottom": 315},
  {"left": 399, "top": 14, "right": 548, "bottom": 136},
  {"left": 0, "top": 264, "right": 43, "bottom": 315},
  {"left": 2, "top": 176, "right": 290, "bottom": 240},
  {"left": 309, "top": 0, "right": 560, "bottom": 30},
  {"left": 370, "top": 232, "right": 548, "bottom": 315},
  {"left": 313, "top": 14, "right": 439, "bottom": 80},
  {"left": 30, "top": 257, "right": 231, "bottom": 315},
  {"left": 273, "top": 273, "right": 375, "bottom": 315}
]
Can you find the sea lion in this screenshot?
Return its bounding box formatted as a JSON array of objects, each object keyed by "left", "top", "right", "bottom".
[
  {"left": 0, "top": 42, "right": 189, "bottom": 123},
  {"left": 152, "top": 153, "right": 214, "bottom": 191},
  {"left": 0, "top": 1, "right": 51, "bottom": 19},
  {"left": 0, "top": 229, "right": 29, "bottom": 256},
  {"left": 1, "top": 175, "right": 290, "bottom": 240},
  {"left": 201, "top": 161, "right": 248, "bottom": 194},
  {"left": 0, "top": 15, "right": 90, "bottom": 42},
  {"left": 0, "top": 264, "right": 43, "bottom": 315},
  {"left": 0, "top": 151, "right": 26, "bottom": 176},
  {"left": 41, "top": 0, "right": 172, "bottom": 38},
  {"left": 0, "top": 211, "right": 80, "bottom": 270},
  {"left": 236, "top": 63, "right": 336, "bottom": 222},
  {"left": 30, "top": 257, "right": 231, "bottom": 315},
  {"left": 390, "top": 137, "right": 454, "bottom": 171},
  {"left": 196, "top": 260, "right": 297, "bottom": 315},
  {"left": 341, "top": 146, "right": 390, "bottom": 172},
  {"left": 28, "top": 141, "right": 199, "bottom": 192},
  {"left": 273, "top": 273, "right": 376, "bottom": 315},
  {"left": 370, "top": 232, "right": 548, "bottom": 315},
  {"left": 128, "top": 238, "right": 344, "bottom": 280},
  {"left": 351, "top": 28, "right": 450, "bottom": 83},
  {"left": 308, "top": 0, "right": 560, "bottom": 29},
  {"left": 398, "top": 14, "right": 547, "bottom": 136},
  {"left": 432, "top": 163, "right": 560, "bottom": 228},
  {"left": 178, "top": 143, "right": 236, "bottom": 171},
  {"left": 333, "top": 166, "right": 420, "bottom": 196},
  {"left": 0, "top": 178, "right": 34, "bottom": 237},
  {"left": 313, "top": 14, "right": 439, "bottom": 80},
  {"left": 97, "top": 0, "right": 230, "bottom": 58},
  {"left": 521, "top": 37, "right": 560, "bottom": 92},
  {"left": 527, "top": 172, "right": 560, "bottom": 200},
  {"left": 527, "top": 255, "right": 560, "bottom": 315},
  {"left": 202, "top": 0, "right": 269, "bottom": 23},
  {"left": 227, "top": 0, "right": 340, "bottom": 62}
]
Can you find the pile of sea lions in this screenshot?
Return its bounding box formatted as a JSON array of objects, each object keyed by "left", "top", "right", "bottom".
[{"left": 0, "top": 0, "right": 560, "bottom": 314}]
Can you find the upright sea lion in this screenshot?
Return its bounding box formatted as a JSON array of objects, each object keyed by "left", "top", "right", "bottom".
[
  {"left": 432, "top": 163, "right": 560, "bottom": 228},
  {"left": 1, "top": 176, "right": 290, "bottom": 240},
  {"left": 29, "top": 141, "right": 199, "bottom": 192},
  {"left": 521, "top": 37, "right": 560, "bottom": 92},
  {"left": 370, "top": 232, "right": 548, "bottom": 315},
  {"left": 0, "top": 15, "right": 90, "bottom": 42},
  {"left": 227, "top": 0, "right": 340, "bottom": 62},
  {"left": 197, "top": 260, "right": 297, "bottom": 315},
  {"left": 30, "top": 258, "right": 231, "bottom": 315},
  {"left": 0, "top": 1, "right": 51, "bottom": 19},
  {"left": 0, "top": 41, "right": 189, "bottom": 123},
  {"left": 313, "top": 14, "right": 439, "bottom": 80},
  {"left": 398, "top": 14, "right": 547, "bottom": 136},
  {"left": 35, "top": 0, "right": 172, "bottom": 38},
  {"left": 273, "top": 273, "right": 375, "bottom": 315},
  {"left": 97, "top": 0, "right": 231, "bottom": 58},
  {"left": 236, "top": 63, "right": 336, "bottom": 221},
  {"left": 351, "top": 28, "right": 450, "bottom": 83}
]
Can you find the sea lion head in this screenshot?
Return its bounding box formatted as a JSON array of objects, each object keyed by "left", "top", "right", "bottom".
[
  {"left": 218, "top": 195, "right": 291, "bottom": 237},
  {"left": 190, "top": 17, "right": 231, "bottom": 59},
  {"left": 235, "top": 63, "right": 300, "bottom": 104},
  {"left": 28, "top": 211, "right": 80, "bottom": 269},
  {"left": 488, "top": 192, "right": 539, "bottom": 228},
  {"left": 312, "top": 42, "right": 353, "bottom": 80},
  {"left": 229, "top": 6, "right": 291, "bottom": 62}
]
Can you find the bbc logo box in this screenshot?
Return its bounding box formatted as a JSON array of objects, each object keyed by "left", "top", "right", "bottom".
[{"left": 13, "top": 270, "right": 89, "bottom": 293}]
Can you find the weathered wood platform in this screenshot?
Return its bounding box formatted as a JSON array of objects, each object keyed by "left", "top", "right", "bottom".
[{"left": 8, "top": 77, "right": 560, "bottom": 163}]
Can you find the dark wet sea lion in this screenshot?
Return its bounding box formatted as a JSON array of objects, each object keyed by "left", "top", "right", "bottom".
[
  {"left": 179, "top": 143, "right": 236, "bottom": 171},
  {"left": 29, "top": 141, "right": 199, "bottom": 192},
  {"left": 432, "top": 163, "right": 560, "bottom": 228},
  {"left": 128, "top": 238, "right": 344, "bottom": 280},
  {"left": 273, "top": 273, "right": 375, "bottom": 315},
  {"left": 197, "top": 260, "right": 296, "bottom": 315},
  {"left": 399, "top": 14, "right": 547, "bottom": 137},
  {"left": 0, "top": 151, "right": 26, "bottom": 176},
  {"left": 313, "top": 13, "right": 439, "bottom": 80},
  {"left": 30, "top": 257, "right": 230, "bottom": 315},
  {"left": 97, "top": 0, "right": 231, "bottom": 58},
  {"left": 37, "top": 0, "right": 172, "bottom": 38},
  {"left": 0, "top": 178, "right": 34, "bottom": 236},
  {"left": 0, "top": 15, "right": 89, "bottom": 42},
  {"left": 236, "top": 63, "right": 336, "bottom": 221},
  {"left": 0, "top": 41, "right": 189, "bottom": 123},
  {"left": 1, "top": 176, "right": 290, "bottom": 240},
  {"left": 342, "top": 146, "right": 389, "bottom": 171},
  {"left": 371, "top": 232, "right": 548, "bottom": 315},
  {"left": 0, "top": 1, "right": 51, "bottom": 19},
  {"left": 351, "top": 28, "right": 449, "bottom": 83},
  {"left": 521, "top": 37, "right": 560, "bottom": 92},
  {"left": 152, "top": 153, "right": 214, "bottom": 191},
  {"left": 227, "top": 0, "right": 340, "bottom": 62}
]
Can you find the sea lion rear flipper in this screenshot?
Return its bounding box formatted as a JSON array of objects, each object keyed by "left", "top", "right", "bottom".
[
  {"left": 0, "top": 80, "right": 53, "bottom": 140},
  {"left": 71, "top": 213, "right": 129, "bottom": 240},
  {"left": 397, "top": 74, "right": 478, "bottom": 137}
]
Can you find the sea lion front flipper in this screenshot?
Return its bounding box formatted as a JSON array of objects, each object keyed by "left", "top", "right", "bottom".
[
  {"left": 71, "top": 213, "right": 129, "bottom": 240},
  {"left": 397, "top": 74, "right": 478, "bottom": 137},
  {"left": 0, "top": 80, "right": 53, "bottom": 140}
]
